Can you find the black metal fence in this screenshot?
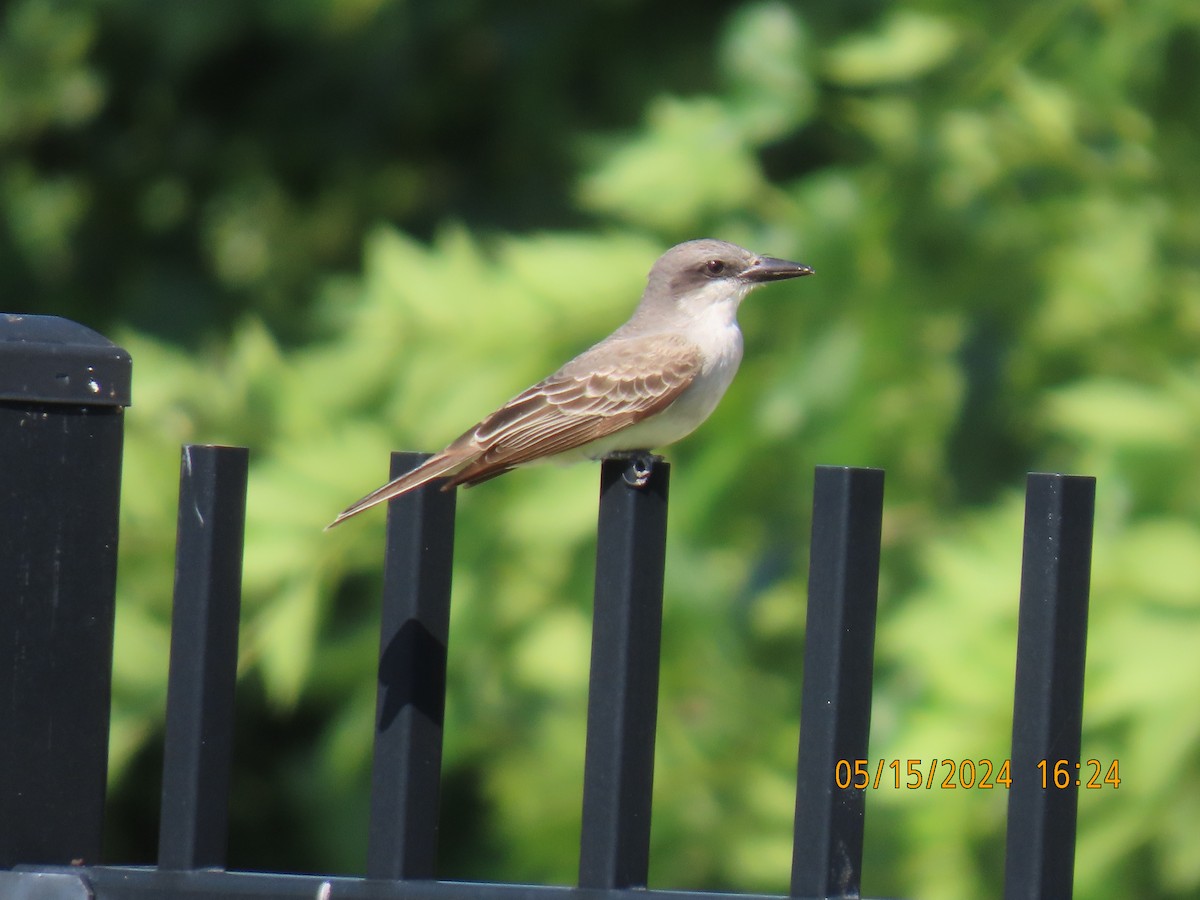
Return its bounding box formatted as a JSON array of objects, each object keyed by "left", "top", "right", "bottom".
[{"left": 0, "top": 316, "right": 1096, "bottom": 900}]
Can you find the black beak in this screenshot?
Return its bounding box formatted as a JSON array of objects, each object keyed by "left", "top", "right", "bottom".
[{"left": 742, "top": 256, "right": 815, "bottom": 282}]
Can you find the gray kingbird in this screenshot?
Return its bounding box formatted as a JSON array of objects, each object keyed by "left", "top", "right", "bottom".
[{"left": 328, "top": 238, "right": 813, "bottom": 527}]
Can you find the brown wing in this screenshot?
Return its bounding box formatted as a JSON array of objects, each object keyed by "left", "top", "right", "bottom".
[
  {"left": 325, "top": 447, "right": 477, "bottom": 528},
  {"left": 445, "top": 332, "right": 702, "bottom": 487},
  {"left": 326, "top": 331, "right": 701, "bottom": 527}
]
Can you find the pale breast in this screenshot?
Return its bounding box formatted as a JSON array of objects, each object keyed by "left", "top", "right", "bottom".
[{"left": 578, "top": 310, "right": 744, "bottom": 458}]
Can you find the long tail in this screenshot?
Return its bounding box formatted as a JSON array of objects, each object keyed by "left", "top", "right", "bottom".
[{"left": 325, "top": 450, "right": 469, "bottom": 529}]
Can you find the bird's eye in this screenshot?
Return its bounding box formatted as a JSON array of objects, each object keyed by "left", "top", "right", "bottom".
[{"left": 704, "top": 259, "right": 726, "bottom": 276}]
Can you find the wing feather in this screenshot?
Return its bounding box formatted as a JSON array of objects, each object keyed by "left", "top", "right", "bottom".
[
  {"left": 446, "top": 332, "right": 702, "bottom": 487},
  {"left": 328, "top": 331, "right": 703, "bottom": 525}
]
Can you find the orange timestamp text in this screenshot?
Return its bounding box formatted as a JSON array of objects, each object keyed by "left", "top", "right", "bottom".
[{"left": 834, "top": 758, "right": 1121, "bottom": 791}]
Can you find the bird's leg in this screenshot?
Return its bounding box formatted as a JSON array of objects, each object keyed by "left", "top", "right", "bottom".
[{"left": 606, "top": 450, "right": 662, "bottom": 488}]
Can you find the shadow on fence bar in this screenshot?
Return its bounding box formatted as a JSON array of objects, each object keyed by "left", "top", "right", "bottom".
[{"left": 0, "top": 317, "right": 1098, "bottom": 900}]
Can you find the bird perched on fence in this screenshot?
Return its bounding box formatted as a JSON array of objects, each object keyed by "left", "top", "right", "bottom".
[{"left": 327, "top": 238, "right": 813, "bottom": 528}]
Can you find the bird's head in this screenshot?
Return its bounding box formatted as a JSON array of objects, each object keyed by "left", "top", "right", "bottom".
[{"left": 642, "top": 239, "right": 814, "bottom": 319}]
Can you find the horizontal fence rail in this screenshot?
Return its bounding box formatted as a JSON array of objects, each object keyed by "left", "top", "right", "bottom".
[{"left": 0, "top": 316, "right": 1099, "bottom": 900}]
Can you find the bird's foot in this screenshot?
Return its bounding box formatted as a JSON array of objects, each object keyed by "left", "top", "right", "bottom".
[{"left": 606, "top": 450, "right": 662, "bottom": 488}]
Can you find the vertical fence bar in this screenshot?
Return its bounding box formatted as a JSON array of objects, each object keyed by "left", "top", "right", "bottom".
[
  {"left": 157, "top": 444, "right": 249, "bottom": 871},
  {"left": 367, "top": 452, "right": 458, "bottom": 880},
  {"left": 791, "top": 466, "right": 885, "bottom": 899},
  {"left": 578, "top": 457, "right": 670, "bottom": 890},
  {"left": 1003, "top": 473, "right": 1095, "bottom": 900},
  {"left": 0, "top": 315, "right": 130, "bottom": 868}
]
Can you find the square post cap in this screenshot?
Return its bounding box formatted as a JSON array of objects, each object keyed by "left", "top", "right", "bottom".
[{"left": 0, "top": 314, "right": 132, "bottom": 407}]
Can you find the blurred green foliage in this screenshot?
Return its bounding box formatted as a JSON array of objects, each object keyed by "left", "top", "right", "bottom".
[{"left": 5, "top": 0, "right": 1200, "bottom": 898}]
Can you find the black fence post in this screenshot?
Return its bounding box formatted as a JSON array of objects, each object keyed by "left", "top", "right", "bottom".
[
  {"left": 0, "top": 315, "right": 131, "bottom": 868},
  {"left": 578, "top": 457, "right": 670, "bottom": 890},
  {"left": 791, "top": 466, "right": 885, "bottom": 900},
  {"left": 1003, "top": 473, "right": 1095, "bottom": 900},
  {"left": 157, "top": 445, "right": 250, "bottom": 871},
  {"left": 367, "top": 452, "right": 458, "bottom": 881}
]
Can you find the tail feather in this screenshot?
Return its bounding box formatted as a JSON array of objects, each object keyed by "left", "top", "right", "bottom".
[{"left": 325, "top": 450, "right": 470, "bottom": 529}]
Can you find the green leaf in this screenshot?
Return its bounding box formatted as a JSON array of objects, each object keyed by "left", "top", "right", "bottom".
[
  {"left": 1044, "top": 379, "right": 1193, "bottom": 449},
  {"left": 824, "top": 11, "right": 958, "bottom": 87},
  {"left": 578, "top": 97, "right": 765, "bottom": 230}
]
